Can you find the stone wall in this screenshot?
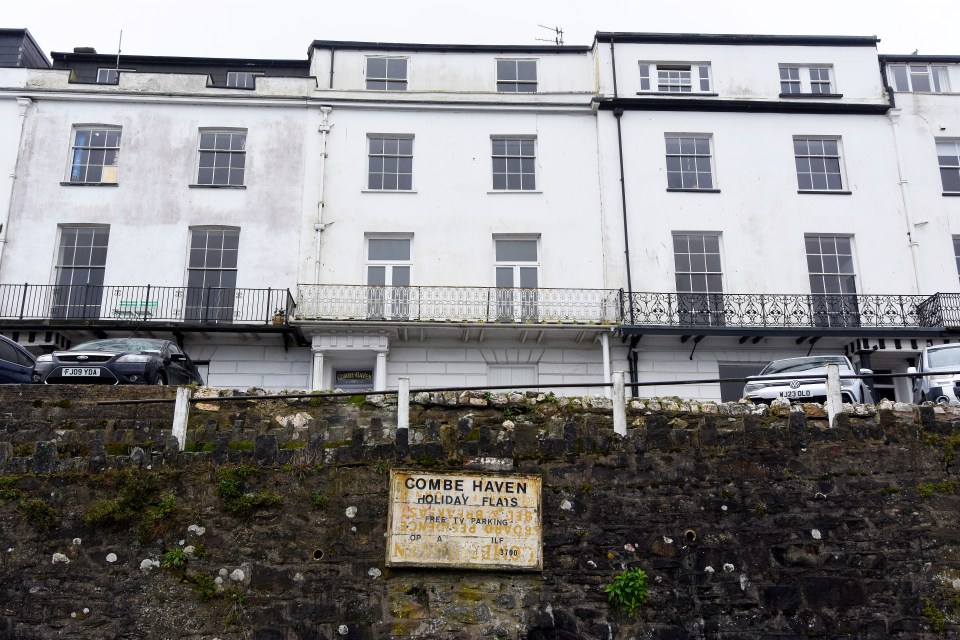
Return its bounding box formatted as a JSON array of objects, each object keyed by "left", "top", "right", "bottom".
[{"left": 0, "top": 385, "right": 958, "bottom": 639}]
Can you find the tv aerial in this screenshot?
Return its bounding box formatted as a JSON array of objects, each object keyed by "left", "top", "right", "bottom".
[{"left": 536, "top": 25, "right": 564, "bottom": 46}]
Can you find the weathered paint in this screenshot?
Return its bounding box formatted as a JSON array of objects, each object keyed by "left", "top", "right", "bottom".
[{"left": 386, "top": 469, "right": 542, "bottom": 571}]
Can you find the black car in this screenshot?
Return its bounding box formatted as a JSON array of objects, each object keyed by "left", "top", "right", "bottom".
[
  {"left": 33, "top": 338, "right": 204, "bottom": 386},
  {"left": 0, "top": 334, "right": 37, "bottom": 384}
]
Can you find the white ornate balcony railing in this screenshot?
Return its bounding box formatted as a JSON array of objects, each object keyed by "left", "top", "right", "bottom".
[
  {"left": 296, "top": 285, "right": 622, "bottom": 324},
  {"left": 0, "top": 284, "right": 294, "bottom": 325}
]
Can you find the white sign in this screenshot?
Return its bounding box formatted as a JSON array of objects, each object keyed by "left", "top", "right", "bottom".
[{"left": 386, "top": 470, "right": 542, "bottom": 571}]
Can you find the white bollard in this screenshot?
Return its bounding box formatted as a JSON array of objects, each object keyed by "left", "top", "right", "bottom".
[
  {"left": 397, "top": 377, "right": 410, "bottom": 431},
  {"left": 172, "top": 387, "right": 192, "bottom": 451},
  {"left": 825, "top": 364, "right": 841, "bottom": 427},
  {"left": 612, "top": 371, "right": 627, "bottom": 437}
]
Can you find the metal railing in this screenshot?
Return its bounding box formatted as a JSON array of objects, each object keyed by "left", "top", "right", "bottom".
[
  {"left": 296, "top": 284, "right": 621, "bottom": 324},
  {"left": 0, "top": 284, "right": 295, "bottom": 325},
  {"left": 622, "top": 291, "right": 945, "bottom": 328}
]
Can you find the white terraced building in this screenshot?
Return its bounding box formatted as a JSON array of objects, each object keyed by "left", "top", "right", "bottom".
[{"left": 1, "top": 28, "right": 959, "bottom": 402}]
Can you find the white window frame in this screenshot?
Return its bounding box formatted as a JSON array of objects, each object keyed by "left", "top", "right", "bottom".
[
  {"left": 67, "top": 126, "right": 121, "bottom": 184},
  {"left": 672, "top": 232, "right": 724, "bottom": 326},
  {"left": 226, "top": 71, "right": 261, "bottom": 89},
  {"left": 937, "top": 139, "right": 960, "bottom": 194},
  {"left": 887, "top": 64, "right": 950, "bottom": 93},
  {"left": 365, "top": 56, "right": 408, "bottom": 91},
  {"left": 195, "top": 129, "right": 247, "bottom": 187},
  {"left": 805, "top": 234, "right": 859, "bottom": 328},
  {"left": 664, "top": 134, "right": 716, "bottom": 190},
  {"left": 365, "top": 235, "right": 413, "bottom": 319},
  {"left": 491, "top": 136, "right": 537, "bottom": 191},
  {"left": 496, "top": 58, "right": 538, "bottom": 93},
  {"left": 639, "top": 62, "right": 712, "bottom": 93},
  {"left": 366, "top": 135, "right": 414, "bottom": 191},
  {"left": 953, "top": 236, "right": 960, "bottom": 285},
  {"left": 96, "top": 68, "right": 134, "bottom": 84},
  {"left": 793, "top": 136, "right": 846, "bottom": 192},
  {"left": 186, "top": 227, "right": 240, "bottom": 322},
  {"left": 493, "top": 236, "right": 540, "bottom": 321},
  {"left": 779, "top": 64, "right": 835, "bottom": 94}
]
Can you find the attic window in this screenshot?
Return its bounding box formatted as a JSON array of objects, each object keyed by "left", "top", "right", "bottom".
[{"left": 226, "top": 71, "right": 260, "bottom": 89}]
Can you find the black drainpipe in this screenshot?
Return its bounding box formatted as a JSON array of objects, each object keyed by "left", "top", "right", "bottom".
[
  {"left": 329, "top": 46, "right": 336, "bottom": 89},
  {"left": 610, "top": 37, "right": 638, "bottom": 396}
]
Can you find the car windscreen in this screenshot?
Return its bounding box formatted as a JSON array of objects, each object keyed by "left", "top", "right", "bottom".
[
  {"left": 71, "top": 339, "right": 164, "bottom": 354},
  {"left": 761, "top": 357, "right": 850, "bottom": 375},
  {"left": 927, "top": 347, "right": 960, "bottom": 369}
]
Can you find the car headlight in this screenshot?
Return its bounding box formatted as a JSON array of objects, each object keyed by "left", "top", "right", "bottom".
[
  {"left": 840, "top": 378, "right": 856, "bottom": 388},
  {"left": 35, "top": 354, "right": 52, "bottom": 363},
  {"left": 743, "top": 383, "right": 763, "bottom": 394},
  {"left": 116, "top": 354, "right": 154, "bottom": 363},
  {"left": 930, "top": 375, "right": 959, "bottom": 385}
]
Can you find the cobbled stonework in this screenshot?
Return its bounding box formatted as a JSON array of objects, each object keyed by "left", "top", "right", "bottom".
[{"left": 0, "top": 385, "right": 958, "bottom": 639}]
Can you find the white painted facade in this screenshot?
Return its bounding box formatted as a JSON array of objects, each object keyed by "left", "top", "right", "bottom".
[{"left": 1, "top": 33, "right": 959, "bottom": 402}]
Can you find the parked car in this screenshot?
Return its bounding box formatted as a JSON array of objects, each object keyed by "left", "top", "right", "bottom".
[
  {"left": 33, "top": 338, "right": 204, "bottom": 386},
  {"left": 743, "top": 355, "right": 873, "bottom": 404},
  {"left": 907, "top": 343, "right": 960, "bottom": 404},
  {"left": 0, "top": 334, "right": 37, "bottom": 384}
]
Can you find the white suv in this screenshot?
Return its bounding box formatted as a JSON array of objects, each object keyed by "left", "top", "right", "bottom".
[
  {"left": 908, "top": 344, "right": 960, "bottom": 405},
  {"left": 743, "top": 355, "right": 873, "bottom": 404}
]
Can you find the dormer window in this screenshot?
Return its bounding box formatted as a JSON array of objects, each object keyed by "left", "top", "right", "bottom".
[
  {"left": 888, "top": 64, "right": 950, "bottom": 93},
  {"left": 96, "top": 68, "right": 134, "bottom": 84},
  {"left": 497, "top": 59, "right": 537, "bottom": 93},
  {"left": 226, "top": 72, "right": 260, "bottom": 89},
  {"left": 366, "top": 57, "right": 408, "bottom": 91},
  {"left": 639, "top": 63, "right": 712, "bottom": 93},
  {"left": 779, "top": 65, "right": 835, "bottom": 95}
]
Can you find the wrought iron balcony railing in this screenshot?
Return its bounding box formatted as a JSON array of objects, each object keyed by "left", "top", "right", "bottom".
[
  {"left": 622, "top": 291, "right": 946, "bottom": 329},
  {"left": 296, "top": 285, "right": 621, "bottom": 324},
  {"left": 0, "top": 284, "right": 295, "bottom": 325}
]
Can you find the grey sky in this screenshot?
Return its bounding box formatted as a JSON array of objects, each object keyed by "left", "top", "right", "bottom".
[{"left": 7, "top": 0, "right": 960, "bottom": 60}]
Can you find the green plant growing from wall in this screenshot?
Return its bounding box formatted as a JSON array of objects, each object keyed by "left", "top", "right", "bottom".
[
  {"left": 139, "top": 492, "right": 177, "bottom": 542},
  {"left": 19, "top": 497, "right": 55, "bottom": 531},
  {"left": 162, "top": 548, "right": 188, "bottom": 570},
  {"left": 923, "top": 597, "right": 946, "bottom": 634},
  {"left": 83, "top": 469, "right": 156, "bottom": 527},
  {"left": 604, "top": 567, "right": 648, "bottom": 617},
  {"left": 216, "top": 465, "right": 283, "bottom": 517}
]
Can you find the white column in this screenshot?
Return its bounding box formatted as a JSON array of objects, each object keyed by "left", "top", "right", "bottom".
[
  {"left": 612, "top": 371, "right": 627, "bottom": 437},
  {"left": 601, "top": 332, "right": 612, "bottom": 398},
  {"left": 375, "top": 351, "right": 388, "bottom": 391},
  {"left": 397, "top": 377, "right": 410, "bottom": 431},
  {"left": 311, "top": 350, "right": 325, "bottom": 391}
]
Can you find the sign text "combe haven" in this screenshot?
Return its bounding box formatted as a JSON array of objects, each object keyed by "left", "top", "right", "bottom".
[{"left": 404, "top": 476, "right": 527, "bottom": 507}]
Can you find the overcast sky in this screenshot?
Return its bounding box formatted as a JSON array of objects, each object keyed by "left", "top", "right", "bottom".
[{"left": 7, "top": 0, "right": 960, "bottom": 60}]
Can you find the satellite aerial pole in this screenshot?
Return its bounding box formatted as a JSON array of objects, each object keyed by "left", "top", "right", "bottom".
[
  {"left": 115, "top": 30, "right": 123, "bottom": 72},
  {"left": 536, "top": 25, "right": 564, "bottom": 46}
]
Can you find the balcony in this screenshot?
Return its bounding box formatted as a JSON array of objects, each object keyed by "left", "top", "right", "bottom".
[
  {"left": 296, "top": 285, "right": 621, "bottom": 325},
  {"left": 621, "top": 291, "right": 952, "bottom": 335},
  {"left": 0, "top": 284, "right": 295, "bottom": 326}
]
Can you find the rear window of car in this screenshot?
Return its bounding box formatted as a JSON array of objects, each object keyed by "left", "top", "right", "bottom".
[{"left": 762, "top": 357, "right": 850, "bottom": 375}]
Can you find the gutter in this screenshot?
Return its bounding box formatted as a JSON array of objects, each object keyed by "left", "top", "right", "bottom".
[{"left": 0, "top": 98, "right": 32, "bottom": 274}]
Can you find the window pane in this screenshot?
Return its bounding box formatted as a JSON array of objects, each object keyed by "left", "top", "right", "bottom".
[
  {"left": 496, "top": 240, "right": 537, "bottom": 262},
  {"left": 367, "top": 57, "right": 386, "bottom": 78},
  {"left": 497, "top": 60, "right": 516, "bottom": 81}
]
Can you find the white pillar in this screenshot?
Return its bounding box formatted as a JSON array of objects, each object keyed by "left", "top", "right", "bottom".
[
  {"left": 397, "top": 377, "right": 410, "bottom": 431},
  {"left": 825, "top": 363, "right": 841, "bottom": 427},
  {"left": 172, "top": 387, "right": 192, "bottom": 451},
  {"left": 311, "top": 350, "right": 325, "bottom": 391},
  {"left": 375, "top": 351, "right": 388, "bottom": 391},
  {"left": 612, "top": 371, "right": 627, "bottom": 437},
  {"left": 601, "top": 332, "right": 612, "bottom": 398}
]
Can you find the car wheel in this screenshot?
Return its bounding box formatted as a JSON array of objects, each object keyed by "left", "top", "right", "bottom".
[{"left": 154, "top": 372, "right": 167, "bottom": 385}]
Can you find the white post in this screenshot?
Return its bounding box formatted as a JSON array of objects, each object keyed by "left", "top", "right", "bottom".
[
  {"left": 612, "top": 371, "right": 627, "bottom": 437},
  {"left": 172, "top": 387, "right": 192, "bottom": 451},
  {"left": 825, "top": 363, "right": 842, "bottom": 427},
  {"left": 311, "top": 350, "right": 325, "bottom": 391},
  {"left": 397, "top": 377, "right": 410, "bottom": 431},
  {"left": 601, "top": 332, "right": 612, "bottom": 399}
]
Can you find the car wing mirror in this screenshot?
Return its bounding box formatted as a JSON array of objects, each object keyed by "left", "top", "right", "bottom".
[
  {"left": 858, "top": 368, "right": 873, "bottom": 375},
  {"left": 906, "top": 366, "right": 918, "bottom": 376},
  {"left": 171, "top": 353, "right": 187, "bottom": 362}
]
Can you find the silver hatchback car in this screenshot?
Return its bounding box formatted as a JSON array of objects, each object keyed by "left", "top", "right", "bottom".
[{"left": 743, "top": 355, "right": 873, "bottom": 404}]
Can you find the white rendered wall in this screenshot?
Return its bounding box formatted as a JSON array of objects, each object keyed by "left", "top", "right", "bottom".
[
  {"left": 187, "top": 338, "right": 312, "bottom": 389},
  {"left": 598, "top": 41, "right": 887, "bottom": 104},
  {"left": 302, "top": 105, "right": 607, "bottom": 291},
  {"left": 885, "top": 85, "right": 960, "bottom": 293},
  {"left": 0, "top": 72, "right": 308, "bottom": 294}
]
